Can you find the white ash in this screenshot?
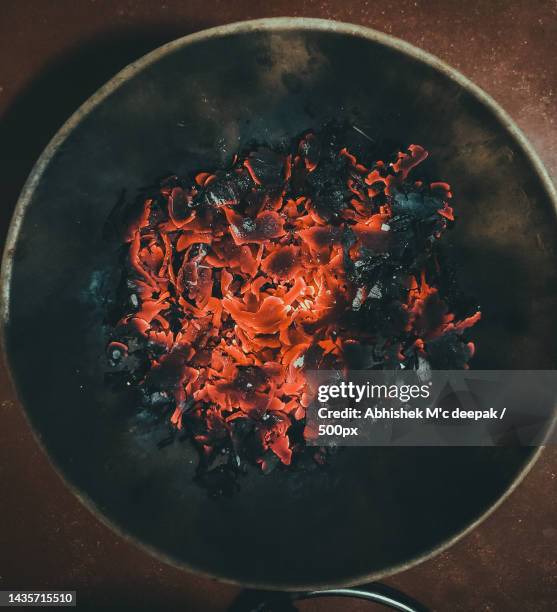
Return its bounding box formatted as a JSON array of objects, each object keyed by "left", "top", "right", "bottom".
[
  {"left": 416, "top": 355, "right": 432, "bottom": 382},
  {"left": 367, "top": 284, "right": 382, "bottom": 300},
  {"left": 242, "top": 218, "right": 256, "bottom": 232},
  {"left": 352, "top": 287, "right": 366, "bottom": 310}
]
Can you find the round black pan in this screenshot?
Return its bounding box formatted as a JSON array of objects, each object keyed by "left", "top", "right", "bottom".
[{"left": 2, "top": 18, "right": 557, "bottom": 590}]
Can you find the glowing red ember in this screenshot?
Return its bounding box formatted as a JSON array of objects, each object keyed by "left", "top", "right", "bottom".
[{"left": 108, "top": 125, "right": 479, "bottom": 488}]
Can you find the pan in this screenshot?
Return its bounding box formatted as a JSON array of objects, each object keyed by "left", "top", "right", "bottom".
[{"left": 2, "top": 18, "right": 557, "bottom": 590}]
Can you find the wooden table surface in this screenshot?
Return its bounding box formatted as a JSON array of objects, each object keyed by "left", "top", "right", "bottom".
[{"left": 0, "top": 1, "right": 556, "bottom": 610}]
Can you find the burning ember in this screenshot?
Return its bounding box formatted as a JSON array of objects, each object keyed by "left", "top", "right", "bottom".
[{"left": 106, "top": 124, "right": 480, "bottom": 493}]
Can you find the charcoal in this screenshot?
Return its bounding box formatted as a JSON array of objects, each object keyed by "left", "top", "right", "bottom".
[
  {"left": 426, "top": 331, "right": 474, "bottom": 369},
  {"left": 299, "top": 132, "right": 322, "bottom": 167},
  {"left": 247, "top": 147, "right": 285, "bottom": 186},
  {"left": 259, "top": 450, "right": 281, "bottom": 474},
  {"left": 105, "top": 122, "right": 480, "bottom": 496},
  {"left": 194, "top": 167, "right": 253, "bottom": 210},
  {"left": 391, "top": 190, "right": 443, "bottom": 222},
  {"left": 201, "top": 178, "right": 240, "bottom": 208},
  {"left": 342, "top": 341, "right": 385, "bottom": 369}
]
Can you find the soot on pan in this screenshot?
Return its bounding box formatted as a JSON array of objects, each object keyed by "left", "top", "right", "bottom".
[{"left": 105, "top": 124, "right": 480, "bottom": 495}]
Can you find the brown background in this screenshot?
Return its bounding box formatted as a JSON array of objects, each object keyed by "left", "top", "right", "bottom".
[{"left": 0, "top": 1, "right": 556, "bottom": 610}]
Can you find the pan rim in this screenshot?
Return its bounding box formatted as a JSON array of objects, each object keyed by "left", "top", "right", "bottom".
[{"left": 1, "top": 16, "right": 556, "bottom": 592}]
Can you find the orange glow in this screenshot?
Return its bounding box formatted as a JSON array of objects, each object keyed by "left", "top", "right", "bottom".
[{"left": 112, "top": 132, "right": 476, "bottom": 473}]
